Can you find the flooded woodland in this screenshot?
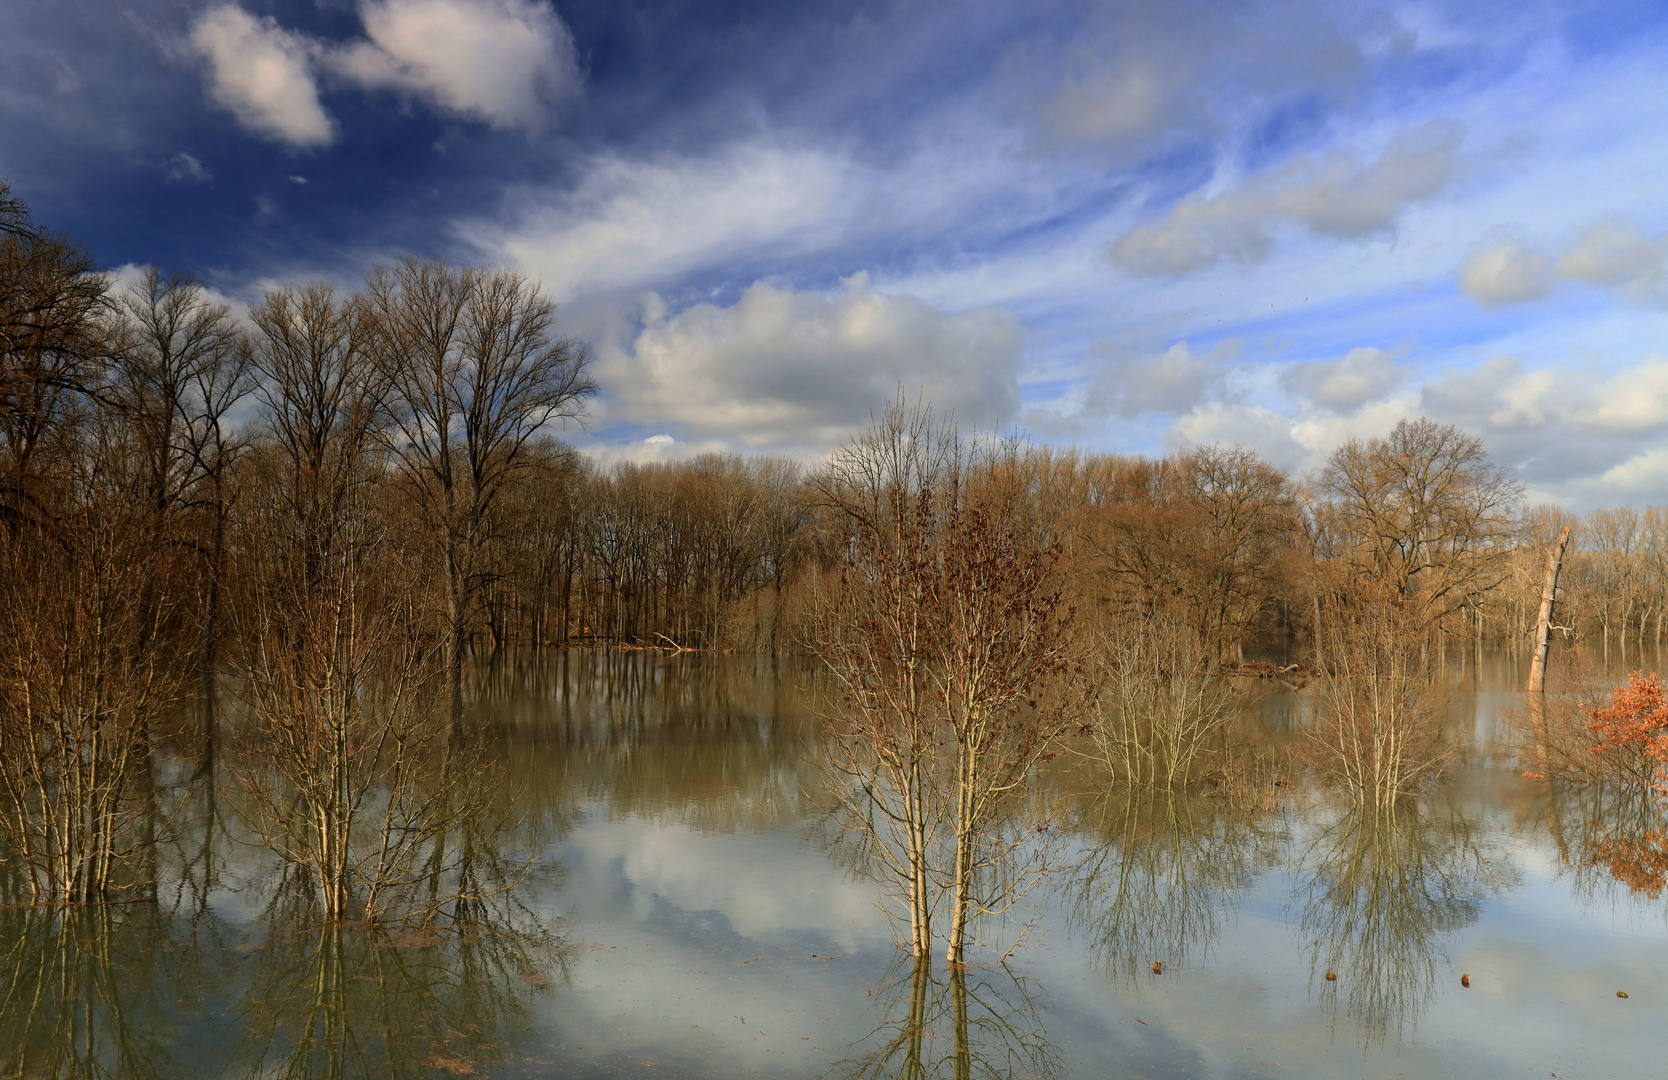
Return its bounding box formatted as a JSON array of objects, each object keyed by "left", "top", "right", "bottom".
[
  {"left": 6, "top": 183, "right": 1668, "bottom": 1077},
  {"left": 3, "top": 648, "right": 1666, "bottom": 1079}
]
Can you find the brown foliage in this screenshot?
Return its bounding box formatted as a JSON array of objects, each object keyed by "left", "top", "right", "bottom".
[{"left": 1583, "top": 671, "right": 1668, "bottom": 796}]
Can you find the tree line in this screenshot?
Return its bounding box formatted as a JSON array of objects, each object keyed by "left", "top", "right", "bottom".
[{"left": 0, "top": 174, "right": 1658, "bottom": 915}]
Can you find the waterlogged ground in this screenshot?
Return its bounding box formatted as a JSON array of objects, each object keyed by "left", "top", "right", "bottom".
[{"left": 4, "top": 649, "right": 1667, "bottom": 1078}]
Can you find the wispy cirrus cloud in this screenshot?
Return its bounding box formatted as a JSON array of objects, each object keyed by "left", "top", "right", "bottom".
[{"left": 1109, "top": 121, "right": 1463, "bottom": 276}]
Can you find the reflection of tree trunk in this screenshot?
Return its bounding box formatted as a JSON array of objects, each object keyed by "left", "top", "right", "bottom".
[
  {"left": 1528, "top": 525, "right": 1572, "bottom": 695},
  {"left": 904, "top": 955, "right": 929, "bottom": 1080},
  {"left": 950, "top": 965, "right": 971, "bottom": 1080}
]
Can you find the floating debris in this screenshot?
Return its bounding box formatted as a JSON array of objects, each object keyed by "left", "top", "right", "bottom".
[
  {"left": 1325, "top": 971, "right": 1337, "bottom": 982},
  {"left": 1617, "top": 991, "right": 1629, "bottom": 999},
  {"left": 1152, "top": 961, "right": 1163, "bottom": 975},
  {"left": 1461, "top": 974, "right": 1471, "bottom": 988}
]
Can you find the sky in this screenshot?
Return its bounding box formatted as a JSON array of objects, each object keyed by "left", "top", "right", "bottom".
[{"left": 5, "top": 0, "right": 1668, "bottom": 506}]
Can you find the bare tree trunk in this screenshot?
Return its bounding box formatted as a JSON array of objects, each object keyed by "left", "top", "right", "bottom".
[
  {"left": 1313, "top": 594, "right": 1323, "bottom": 671},
  {"left": 1528, "top": 524, "right": 1572, "bottom": 695}
]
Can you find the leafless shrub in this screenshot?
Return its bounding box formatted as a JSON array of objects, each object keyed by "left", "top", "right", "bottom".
[
  {"left": 809, "top": 400, "right": 1086, "bottom": 964},
  {"left": 1306, "top": 594, "right": 1456, "bottom": 809},
  {"left": 0, "top": 423, "right": 190, "bottom": 903},
  {"left": 1088, "top": 612, "right": 1240, "bottom": 788}
]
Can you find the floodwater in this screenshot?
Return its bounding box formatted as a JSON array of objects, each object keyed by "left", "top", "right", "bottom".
[{"left": 3, "top": 647, "right": 1666, "bottom": 1078}]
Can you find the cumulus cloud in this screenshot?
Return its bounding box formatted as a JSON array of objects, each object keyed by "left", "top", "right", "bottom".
[
  {"left": 597, "top": 275, "right": 1022, "bottom": 450},
  {"left": 1165, "top": 349, "right": 1668, "bottom": 504},
  {"left": 189, "top": 0, "right": 578, "bottom": 145},
  {"left": 1084, "top": 340, "right": 1236, "bottom": 418},
  {"left": 189, "top": 5, "right": 335, "bottom": 148},
  {"left": 330, "top": 0, "right": 580, "bottom": 130},
  {"left": 1459, "top": 240, "right": 1549, "bottom": 306},
  {"left": 1109, "top": 121, "right": 1462, "bottom": 275},
  {"left": 1279, "top": 346, "right": 1406, "bottom": 410},
  {"left": 1171, "top": 401, "right": 1312, "bottom": 470}
]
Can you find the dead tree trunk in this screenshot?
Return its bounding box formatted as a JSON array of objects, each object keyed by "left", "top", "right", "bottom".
[{"left": 1528, "top": 524, "right": 1572, "bottom": 695}]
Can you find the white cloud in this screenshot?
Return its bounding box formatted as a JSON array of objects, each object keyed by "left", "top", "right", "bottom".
[
  {"left": 465, "top": 144, "right": 860, "bottom": 301},
  {"left": 1578, "top": 355, "right": 1668, "bottom": 432},
  {"left": 577, "top": 432, "right": 735, "bottom": 468},
  {"left": 1085, "top": 340, "right": 1235, "bottom": 418},
  {"left": 1459, "top": 241, "right": 1549, "bottom": 306},
  {"left": 1279, "top": 346, "right": 1406, "bottom": 410},
  {"left": 1171, "top": 394, "right": 1416, "bottom": 474},
  {"left": 163, "top": 151, "right": 212, "bottom": 183},
  {"left": 1162, "top": 349, "right": 1668, "bottom": 505},
  {"left": 331, "top": 0, "right": 579, "bottom": 130},
  {"left": 1455, "top": 225, "right": 1668, "bottom": 310},
  {"left": 1109, "top": 121, "right": 1463, "bottom": 276},
  {"left": 597, "top": 274, "right": 1022, "bottom": 450},
  {"left": 188, "top": 1, "right": 578, "bottom": 145},
  {"left": 189, "top": 5, "right": 335, "bottom": 148},
  {"left": 1554, "top": 224, "right": 1668, "bottom": 302}
]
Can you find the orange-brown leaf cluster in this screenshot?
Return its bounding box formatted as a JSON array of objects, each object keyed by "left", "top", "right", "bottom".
[{"left": 1586, "top": 672, "right": 1668, "bottom": 795}]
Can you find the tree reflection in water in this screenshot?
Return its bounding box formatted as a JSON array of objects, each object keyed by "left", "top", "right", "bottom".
[
  {"left": 1541, "top": 780, "right": 1668, "bottom": 902},
  {"left": 832, "top": 954, "right": 1059, "bottom": 1080},
  {"left": 234, "top": 880, "right": 565, "bottom": 1080},
  {"left": 474, "top": 649, "right": 820, "bottom": 835},
  {"left": 0, "top": 904, "right": 218, "bottom": 1079},
  {"left": 1294, "top": 801, "right": 1511, "bottom": 1046},
  {"left": 0, "top": 731, "right": 566, "bottom": 1080},
  {"left": 1062, "top": 786, "right": 1280, "bottom": 982}
]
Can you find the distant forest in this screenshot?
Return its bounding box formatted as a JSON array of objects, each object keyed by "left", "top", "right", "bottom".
[{"left": 1, "top": 177, "right": 1658, "bottom": 697}]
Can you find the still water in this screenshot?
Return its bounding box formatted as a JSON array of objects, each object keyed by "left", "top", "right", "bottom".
[{"left": 3, "top": 649, "right": 1666, "bottom": 1078}]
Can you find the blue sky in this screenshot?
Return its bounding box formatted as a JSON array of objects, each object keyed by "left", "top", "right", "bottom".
[{"left": 5, "top": 0, "right": 1668, "bottom": 505}]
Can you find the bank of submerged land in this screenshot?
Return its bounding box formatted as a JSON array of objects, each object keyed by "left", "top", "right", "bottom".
[{"left": 2, "top": 649, "right": 1667, "bottom": 1078}]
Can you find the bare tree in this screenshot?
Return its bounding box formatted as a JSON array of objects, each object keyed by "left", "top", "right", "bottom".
[
  {"left": 1318, "top": 417, "right": 1521, "bottom": 633},
  {"left": 811, "top": 401, "right": 1085, "bottom": 964},
  {"left": 0, "top": 412, "right": 190, "bottom": 902},
  {"left": 116, "top": 268, "right": 252, "bottom": 716},
  {"left": 364, "top": 257, "right": 594, "bottom": 722}
]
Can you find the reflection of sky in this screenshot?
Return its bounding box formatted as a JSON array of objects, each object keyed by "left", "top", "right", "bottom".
[{"left": 515, "top": 767, "right": 1668, "bottom": 1079}]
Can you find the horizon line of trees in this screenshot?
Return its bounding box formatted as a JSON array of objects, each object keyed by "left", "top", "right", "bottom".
[
  {"left": 2, "top": 174, "right": 1661, "bottom": 911},
  {"left": 8, "top": 178, "right": 1663, "bottom": 670}
]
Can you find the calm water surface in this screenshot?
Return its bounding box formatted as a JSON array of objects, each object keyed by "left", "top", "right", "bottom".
[{"left": 3, "top": 648, "right": 1666, "bottom": 1078}]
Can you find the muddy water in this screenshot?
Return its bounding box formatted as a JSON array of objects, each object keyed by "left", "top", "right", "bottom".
[{"left": 2, "top": 646, "right": 1664, "bottom": 1078}]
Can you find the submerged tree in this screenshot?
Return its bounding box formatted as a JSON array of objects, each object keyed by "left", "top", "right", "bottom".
[
  {"left": 232, "top": 279, "right": 504, "bottom": 922},
  {"left": 1307, "top": 592, "right": 1455, "bottom": 809},
  {"left": 811, "top": 402, "right": 1085, "bottom": 964},
  {"left": 1088, "top": 612, "right": 1242, "bottom": 788},
  {"left": 364, "top": 257, "right": 594, "bottom": 723},
  {"left": 0, "top": 200, "right": 195, "bottom": 902}
]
